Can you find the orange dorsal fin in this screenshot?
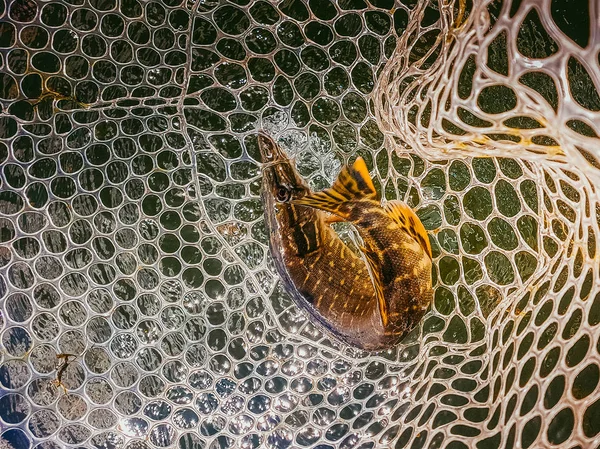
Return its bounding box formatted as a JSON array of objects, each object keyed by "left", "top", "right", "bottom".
[
  {"left": 384, "top": 200, "right": 432, "bottom": 259},
  {"left": 293, "top": 157, "right": 378, "bottom": 218}
]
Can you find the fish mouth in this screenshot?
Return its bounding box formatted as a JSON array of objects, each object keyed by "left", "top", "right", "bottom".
[{"left": 257, "top": 132, "right": 286, "bottom": 164}]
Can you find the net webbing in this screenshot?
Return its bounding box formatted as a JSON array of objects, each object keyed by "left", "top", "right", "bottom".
[{"left": 0, "top": 0, "right": 598, "bottom": 448}]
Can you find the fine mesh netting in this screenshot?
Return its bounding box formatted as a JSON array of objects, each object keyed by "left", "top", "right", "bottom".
[{"left": 0, "top": 0, "right": 599, "bottom": 448}]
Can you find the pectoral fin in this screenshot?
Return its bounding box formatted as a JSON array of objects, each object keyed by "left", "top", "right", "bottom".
[
  {"left": 384, "top": 200, "right": 432, "bottom": 259},
  {"left": 293, "top": 157, "right": 379, "bottom": 219},
  {"left": 324, "top": 214, "right": 345, "bottom": 225}
]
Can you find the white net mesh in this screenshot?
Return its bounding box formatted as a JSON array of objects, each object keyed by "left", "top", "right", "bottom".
[{"left": 0, "top": 0, "right": 598, "bottom": 448}]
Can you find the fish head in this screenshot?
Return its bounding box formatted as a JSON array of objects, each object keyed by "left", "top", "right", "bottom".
[
  {"left": 259, "top": 133, "right": 323, "bottom": 263},
  {"left": 258, "top": 133, "right": 311, "bottom": 209}
]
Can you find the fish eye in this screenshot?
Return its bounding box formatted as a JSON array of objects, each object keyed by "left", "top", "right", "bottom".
[{"left": 276, "top": 187, "right": 291, "bottom": 202}]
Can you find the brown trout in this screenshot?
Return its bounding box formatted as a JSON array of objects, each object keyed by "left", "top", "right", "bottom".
[{"left": 259, "top": 133, "right": 432, "bottom": 350}]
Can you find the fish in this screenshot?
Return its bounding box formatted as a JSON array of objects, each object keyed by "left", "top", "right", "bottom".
[
  {"left": 293, "top": 155, "right": 433, "bottom": 340},
  {"left": 259, "top": 133, "right": 432, "bottom": 350}
]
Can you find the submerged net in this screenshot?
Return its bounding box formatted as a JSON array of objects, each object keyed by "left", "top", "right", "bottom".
[{"left": 0, "top": 0, "right": 598, "bottom": 448}]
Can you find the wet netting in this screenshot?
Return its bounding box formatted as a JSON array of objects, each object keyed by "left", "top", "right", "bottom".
[{"left": 0, "top": 0, "right": 598, "bottom": 447}]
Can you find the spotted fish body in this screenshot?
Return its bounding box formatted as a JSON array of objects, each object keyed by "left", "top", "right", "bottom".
[
  {"left": 294, "top": 157, "right": 433, "bottom": 340},
  {"left": 259, "top": 134, "right": 432, "bottom": 350},
  {"left": 259, "top": 134, "right": 385, "bottom": 349},
  {"left": 360, "top": 204, "right": 432, "bottom": 338}
]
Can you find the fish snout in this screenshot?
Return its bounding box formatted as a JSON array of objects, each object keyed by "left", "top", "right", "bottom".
[{"left": 258, "top": 133, "right": 285, "bottom": 164}]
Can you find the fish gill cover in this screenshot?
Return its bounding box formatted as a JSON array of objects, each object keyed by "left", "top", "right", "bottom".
[{"left": 0, "top": 0, "right": 598, "bottom": 448}]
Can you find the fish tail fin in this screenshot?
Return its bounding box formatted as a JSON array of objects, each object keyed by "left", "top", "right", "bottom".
[
  {"left": 293, "top": 157, "right": 379, "bottom": 218},
  {"left": 384, "top": 200, "right": 433, "bottom": 259}
]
